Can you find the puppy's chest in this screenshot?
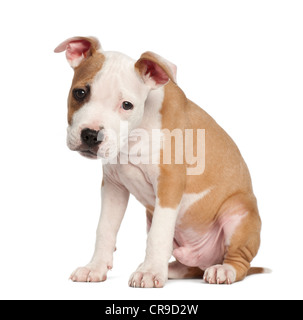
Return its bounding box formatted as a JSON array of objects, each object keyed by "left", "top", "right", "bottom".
[{"left": 115, "top": 163, "right": 158, "bottom": 207}]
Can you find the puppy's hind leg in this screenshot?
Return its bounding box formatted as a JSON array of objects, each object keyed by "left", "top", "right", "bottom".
[{"left": 204, "top": 194, "right": 261, "bottom": 284}]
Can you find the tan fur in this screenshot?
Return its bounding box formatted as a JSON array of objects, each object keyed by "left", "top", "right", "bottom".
[
  {"left": 157, "top": 81, "right": 187, "bottom": 208},
  {"left": 68, "top": 49, "right": 105, "bottom": 124},
  {"left": 149, "top": 64, "right": 262, "bottom": 282}
]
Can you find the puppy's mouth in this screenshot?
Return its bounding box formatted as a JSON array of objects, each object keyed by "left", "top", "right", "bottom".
[
  {"left": 79, "top": 149, "right": 98, "bottom": 159},
  {"left": 74, "top": 146, "right": 99, "bottom": 159}
]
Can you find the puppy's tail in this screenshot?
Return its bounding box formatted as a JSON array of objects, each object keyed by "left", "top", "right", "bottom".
[{"left": 247, "top": 267, "right": 272, "bottom": 276}]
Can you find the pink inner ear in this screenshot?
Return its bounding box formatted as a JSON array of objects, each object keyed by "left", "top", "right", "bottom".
[
  {"left": 144, "top": 60, "right": 169, "bottom": 85},
  {"left": 54, "top": 38, "right": 92, "bottom": 63},
  {"left": 66, "top": 40, "right": 91, "bottom": 61}
]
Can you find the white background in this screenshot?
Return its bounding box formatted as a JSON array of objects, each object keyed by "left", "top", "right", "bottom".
[{"left": 0, "top": 0, "right": 302, "bottom": 300}]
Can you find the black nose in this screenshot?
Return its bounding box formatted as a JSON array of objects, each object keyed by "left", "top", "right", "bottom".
[{"left": 81, "top": 128, "right": 102, "bottom": 147}]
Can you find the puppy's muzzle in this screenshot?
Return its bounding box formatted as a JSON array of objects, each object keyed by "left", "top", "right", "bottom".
[{"left": 81, "top": 128, "right": 104, "bottom": 148}]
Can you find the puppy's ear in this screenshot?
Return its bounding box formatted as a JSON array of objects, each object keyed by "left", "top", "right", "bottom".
[
  {"left": 135, "top": 52, "right": 177, "bottom": 89},
  {"left": 54, "top": 36, "right": 102, "bottom": 68}
]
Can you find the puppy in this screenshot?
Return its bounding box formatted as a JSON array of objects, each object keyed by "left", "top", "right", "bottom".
[{"left": 55, "top": 36, "right": 263, "bottom": 287}]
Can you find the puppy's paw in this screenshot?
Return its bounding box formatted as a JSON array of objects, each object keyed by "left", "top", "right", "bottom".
[
  {"left": 129, "top": 265, "right": 167, "bottom": 288},
  {"left": 204, "top": 264, "right": 236, "bottom": 285},
  {"left": 70, "top": 262, "right": 112, "bottom": 283}
]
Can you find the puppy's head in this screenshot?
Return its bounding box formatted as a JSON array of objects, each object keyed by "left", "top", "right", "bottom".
[{"left": 55, "top": 36, "right": 177, "bottom": 160}]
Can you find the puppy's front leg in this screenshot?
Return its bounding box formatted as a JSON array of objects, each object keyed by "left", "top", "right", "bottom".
[
  {"left": 129, "top": 203, "right": 179, "bottom": 288},
  {"left": 70, "top": 176, "right": 129, "bottom": 282}
]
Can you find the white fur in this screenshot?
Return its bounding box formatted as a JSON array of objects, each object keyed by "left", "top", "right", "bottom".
[
  {"left": 71, "top": 177, "right": 130, "bottom": 282},
  {"left": 129, "top": 204, "right": 180, "bottom": 288},
  {"left": 204, "top": 264, "right": 237, "bottom": 284},
  {"left": 100, "top": 87, "right": 164, "bottom": 208}
]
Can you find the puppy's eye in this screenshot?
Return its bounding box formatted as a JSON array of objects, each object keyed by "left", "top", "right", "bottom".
[
  {"left": 122, "top": 101, "right": 134, "bottom": 110},
  {"left": 73, "top": 86, "right": 90, "bottom": 102}
]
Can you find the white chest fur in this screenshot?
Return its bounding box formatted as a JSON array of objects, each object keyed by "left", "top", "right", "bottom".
[{"left": 103, "top": 87, "right": 164, "bottom": 207}]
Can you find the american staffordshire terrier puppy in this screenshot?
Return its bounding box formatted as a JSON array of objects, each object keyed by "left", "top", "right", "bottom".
[{"left": 55, "top": 36, "right": 263, "bottom": 287}]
